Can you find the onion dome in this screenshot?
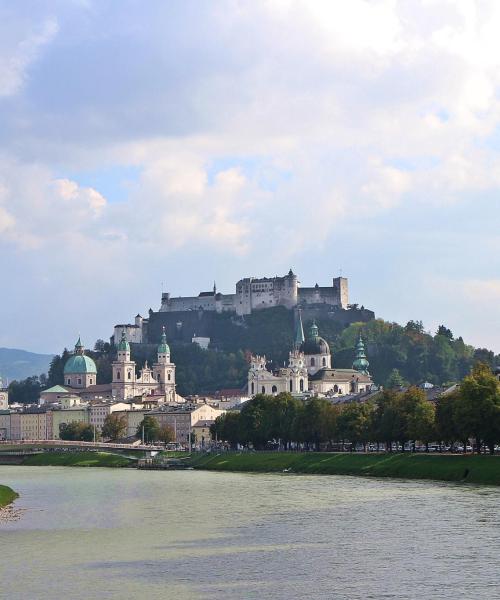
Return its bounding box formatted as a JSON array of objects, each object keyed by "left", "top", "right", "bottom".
[
  {"left": 158, "top": 326, "right": 170, "bottom": 354},
  {"left": 63, "top": 337, "right": 97, "bottom": 375},
  {"left": 117, "top": 330, "right": 130, "bottom": 352},
  {"left": 300, "top": 320, "right": 330, "bottom": 355},
  {"left": 353, "top": 334, "right": 370, "bottom": 375}
]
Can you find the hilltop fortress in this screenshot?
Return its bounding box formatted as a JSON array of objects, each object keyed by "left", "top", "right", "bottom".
[
  {"left": 159, "top": 269, "right": 348, "bottom": 316},
  {"left": 113, "top": 270, "right": 374, "bottom": 348}
]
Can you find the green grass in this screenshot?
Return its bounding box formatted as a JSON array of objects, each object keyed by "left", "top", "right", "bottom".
[
  {"left": 0, "top": 484, "right": 18, "bottom": 507},
  {"left": 189, "top": 452, "right": 500, "bottom": 485},
  {"left": 22, "top": 451, "right": 136, "bottom": 468}
]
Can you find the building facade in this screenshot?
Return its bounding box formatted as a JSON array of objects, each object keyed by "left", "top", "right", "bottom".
[
  {"left": 156, "top": 270, "right": 348, "bottom": 317},
  {"left": 111, "top": 329, "right": 176, "bottom": 401},
  {"left": 248, "top": 315, "right": 373, "bottom": 398}
]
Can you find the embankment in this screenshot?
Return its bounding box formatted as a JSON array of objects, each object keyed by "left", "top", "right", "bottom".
[
  {"left": 189, "top": 452, "right": 500, "bottom": 485},
  {"left": 0, "top": 484, "right": 18, "bottom": 507},
  {"left": 20, "top": 452, "right": 135, "bottom": 468}
]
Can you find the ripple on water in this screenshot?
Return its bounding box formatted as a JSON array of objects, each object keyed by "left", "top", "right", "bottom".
[{"left": 0, "top": 467, "right": 499, "bottom": 600}]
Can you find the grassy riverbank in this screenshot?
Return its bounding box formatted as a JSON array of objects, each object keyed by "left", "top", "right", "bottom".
[
  {"left": 0, "top": 484, "right": 18, "bottom": 507},
  {"left": 21, "top": 452, "right": 136, "bottom": 468},
  {"left": 189, "top": 452, "right": 500, "bottom": 485}
]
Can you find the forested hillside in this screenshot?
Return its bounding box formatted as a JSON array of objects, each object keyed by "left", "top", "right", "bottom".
[{"left": 7, "top": 309, "right": 499, "bottom": 401}]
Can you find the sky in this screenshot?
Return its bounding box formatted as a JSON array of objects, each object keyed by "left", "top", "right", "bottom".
[{"left": 0, "top": 0, "right": 499, "bottom": 354}]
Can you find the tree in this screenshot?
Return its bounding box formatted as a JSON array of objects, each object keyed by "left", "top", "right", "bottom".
[
  {"left": 157, "top": 424, "right": 175, "bottom": 444},
  {"left": 436, "top": 325, "right": 453, "bottom": 340},
  {"left": 405, "top": 320, "right": 424, "bottom": 334},
  {"left": 337, "top": 402, "right": 374, "bottom": 451},
  {"left": 211, "top": 412, "right": 241, "bottom": 448},
  {"left": 8, "top": 377, "right": 42, "bottom": 404},
  {"left": 404, "top": 388, "right": 436, "bottom": 450},
  {"left": 386, "top": 369, "right": 404, "bottom": 389},
  {"left": 453, "top": 363, "right": 500, "bottom": 453},
  {"left": 59, "top": 421, "right": 95, "bottom": 441},
  {"left": 136, "top": 416, "right": 160, "bottom": 443},
  {"left": 94, "top": 339, "right": 110, "bottom": 353},
  {"left": 102, "top": 414, "right": 127, "bottom": 441},
  {"left": 299, "top": 398, "right": 335, "bottom": 450},
  {"left": 266, "top": 392, "right": 302, "bottom": 449},
  {"left": 372, "top": 390, "right": 404, "bottom": 451},
  {"left": 435, "top": 391, "right": 461, "bottom": 447}
]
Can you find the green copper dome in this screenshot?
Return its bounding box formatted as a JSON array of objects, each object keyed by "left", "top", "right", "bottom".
[
  {"left": 353, "top": 334, "right": 370, "bottom": 375},
  {"left": 117, "top": 330, "right": 130, "bottom": 352},
  {"left": 300, "top": 320, "right": 330, "bottom": 355},
  {"left": 64, "top": 354, "right": 97, "bottom": 375},
  {"left": 63, "top": 337, "right": 97, "bottom": 374},
  {"left": 158, "top": 327, "right": 170, "bottom": 354}
]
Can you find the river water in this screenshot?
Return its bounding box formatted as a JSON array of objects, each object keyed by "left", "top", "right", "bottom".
[{"left": 0, "top": 466, "right": 499, "bottom": 600}]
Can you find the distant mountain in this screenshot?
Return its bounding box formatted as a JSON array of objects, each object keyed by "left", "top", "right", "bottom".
[{"left": 0, "top": 347, "right": 54, "bottom": 383}]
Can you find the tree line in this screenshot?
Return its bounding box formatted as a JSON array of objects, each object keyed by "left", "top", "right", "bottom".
[{"left": 211, "top": 364, "right": 500, "bottom": 454}]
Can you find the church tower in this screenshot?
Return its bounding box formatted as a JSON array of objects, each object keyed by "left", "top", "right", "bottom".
[
  {"left": 152, "top": 327, "right": 176, "bottom": 401},
  {"left": 352, "top": 333, "right": 370, "bottom": 375},
  {"left": 112, "top": 331, "right": 137, "bottom": 400}
]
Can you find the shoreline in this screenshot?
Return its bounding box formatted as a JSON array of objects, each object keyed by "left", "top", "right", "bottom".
[
  {"left": 0, "top": 484, "right": 19, "bottom": 508},
  {"left": 187, "top": 452, "right": 500, "bottom": 486}
]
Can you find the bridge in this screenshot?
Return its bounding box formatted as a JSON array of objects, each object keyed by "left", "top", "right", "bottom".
[{"left": 0, "top": 440, "right": 163, "bottom": 453}]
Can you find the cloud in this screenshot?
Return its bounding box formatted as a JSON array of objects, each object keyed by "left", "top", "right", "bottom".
[
  {"left": 1, "top": 1, "right": 500, "bottom": 352},
  {"left": 0, "top": 16, "right": 58, "bottom": 97}
]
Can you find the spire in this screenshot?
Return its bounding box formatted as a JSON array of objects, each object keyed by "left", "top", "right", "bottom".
[
  {"left": 213, "top": 281, "right": 217, "bottom": 294},
  {"left": 353, "top": 333, "right": 370, "bottom": 375},
  {"left": 309, "top": 319, "right": 319, "bottom": 341},
  {"left": 294, "top": 310, "right": 305, "bottom": 349},
  {"left": 117, "top": 330, "right": 130, "bottom": 352},
  {"left": 75, "top": 336, "right": 84, "bottom": 355},
  {"left": 158, "top": 326, "right": 170, "bottom": 355}
]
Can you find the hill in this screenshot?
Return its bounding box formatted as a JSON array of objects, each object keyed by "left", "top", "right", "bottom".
[
  {"left": 0, "top": 347, "right": 54, "bottom": 383},
  {"left": 41, "top": 309, "right": 500, "bottom": 398}
]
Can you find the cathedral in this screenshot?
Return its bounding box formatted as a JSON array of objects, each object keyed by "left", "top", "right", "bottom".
[
  {"left": 51, "top": 329, "right": 177, "bottom": 403},
  {"left": 247, "top": 314, "right": 372, "bottom": 398},
  {"left": 111, "top": 328, "right": 176, "bottom": 401}
]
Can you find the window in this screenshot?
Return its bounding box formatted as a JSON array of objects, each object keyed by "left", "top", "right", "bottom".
[
  {"left": 272, "top": 385, "right": 277, "bottom": 394},
  {"left": 289, "top": 380, "right": 293, "bottom": 392},
  {"left": 322, "top": 357, "right": 326, "bottom": 367},
  {"left": 251, "top": 382, "right": 255, "bottom": 394},
  {"left": 157, "top": 374, "right": 161, "bottom": 382},
  {"left": 67, "top": 379, "right": 70, "bottom": 385},
  {"left": 90, "top": 379, "right": 93, "bottom": 385},
  {"left": 77, "top": 378, "right": 82, "bottom": 385},
  {"left": 300, "top": 379, "right": 304, "bottom": 392},
  {"left": 117, "top": 371, "right": 121, "bottom": 380},
  {"left": 311, "top": 357, "right": 315, "bottom": 367},
  {"left": 334, "top": 384, "right": 338, "bottom": 393},
  {"left": 128, "top": 371, "right": 132, "bottom": 380},
  {"left": 168, "top": 373, "right": 171, "bottom": 381},
  {"left": 262, "top": 386, "right": 265, "bottom": 394}
]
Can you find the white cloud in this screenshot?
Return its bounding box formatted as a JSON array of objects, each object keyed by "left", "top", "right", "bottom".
[
  {"left": 1, "top": 1, "right": 500, "bottom": 351},
  {"left": 0, "top": 17, "right": 58, "bottom": 97}
]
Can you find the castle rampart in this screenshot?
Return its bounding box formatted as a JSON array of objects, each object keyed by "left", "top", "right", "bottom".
[{"left": 158, "top": 270, "right": 346, "bottom": 316}]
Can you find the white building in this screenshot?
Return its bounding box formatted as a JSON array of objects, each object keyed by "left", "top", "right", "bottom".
[
  {"left": 157, "top": 270, "right": 348, "bottom": 316},
  {"left": 111, "top": 328, "right": 176, "bottom": 401},
  {"left": 248, "top": 314, "right": 373, "bottom": 398}
]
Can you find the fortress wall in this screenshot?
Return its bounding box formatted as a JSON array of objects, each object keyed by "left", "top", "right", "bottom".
[{"left": 160, "top": 295, "right": 217, "bottom": 312}]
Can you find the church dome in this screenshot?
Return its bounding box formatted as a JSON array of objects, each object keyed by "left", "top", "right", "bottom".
[
  {"left": 158, "top": 327, "right": 170, "bottom": 354},
  {"left": 64, "top": 354, "right": 97, "bottom": 375},
  {"left": 300, "top": 320, "right": 330, "bottom": 355},
  {"left": 64, "top": 337, "right": 97, "bottom": 374},
  {"left": 352, "top": 334, "right": 370, "bottom": 375},
  {"left": 117, "top": 330, "right": 130, "bottom": 352}
]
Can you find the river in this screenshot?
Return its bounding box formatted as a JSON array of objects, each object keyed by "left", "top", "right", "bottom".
[{"left": 0, "top": 466, "right": 499, "bottom": 599}]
